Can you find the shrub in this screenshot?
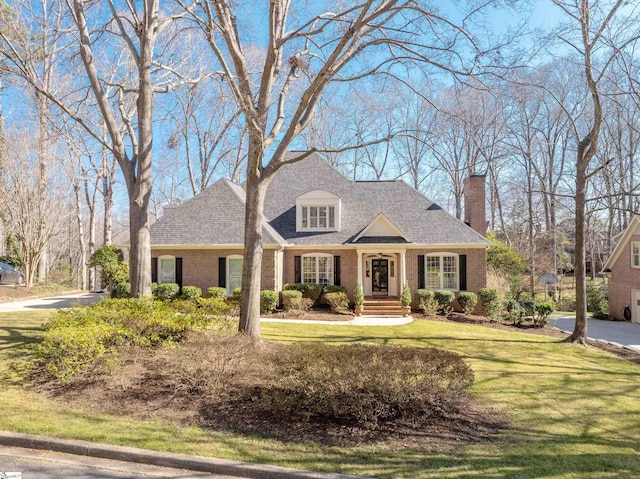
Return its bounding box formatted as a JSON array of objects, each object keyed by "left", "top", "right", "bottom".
[
  {"left": 354, "top": 283, "right": 364, "bottom": 306},
  {"left": 434, "top": 290, "right": 455, "bottom": 315},
  {"left": 260, "top": 343, "right": 474, "bottom": 428},
  {"left": 154, "top": 283, "right": 180, "bottom": 301},
  {"left": 556, "top": 298, "right": 576, "bottom": 312},
  {"left": 89, "top": 245, "right": 129, "bottom": 291},
  {"left": 586, "top": 282, "right": 608, "bottom": 318},
  {"left": 207, "top": 287, "right": 228, "bottom": 301},
  {"left": 457, "top": 292, "right": 478, "bottom": 316},
  {"left": 283, "top": 283, "right": 323, "bottom": 304},
  {"left": 401, "top": 282, "right": 412, "bottom": 307},
  {"left": 504, "top": 299, "right": 525, "bottom": 326},
  {"left": 181, "top": 286, "right": 202, "bottom": 300},
  {"left": 478, "top": 287, "right": 500, "bottom": 319},
  {"left": 37, "top": 298, "right": 234, "bottom": 381},
  {"left": 260, "top": 290, "right": 278, "bottom": 314},
  {"left": 325, "top": 291, "right": 349, "bottom": 313},
  {"left": 415, "top": 289, "right": 437, "bottom": 316},
  {"left": 533, "top": 301, "right": 555, "bottom": 327},
  {"left": 196, "top": 297, "right": 234, "bottom": 316},
  {"left": 282, "top": 290, "right": 302, "bottom": 311},
  {"left": 325, "top": 285, "right": 347, "bottom": 294},
  {"left": 110, "top": 282, "right": 131, "bottom": 299},
  {"left": 232, "top": 287, "right": 242, "bottom": 303}
]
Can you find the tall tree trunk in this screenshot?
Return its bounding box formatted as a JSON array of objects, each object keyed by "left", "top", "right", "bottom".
[
  {"left": 570, "top": 160, "right": 588, "bottom": 344},
  {"left": 73, "top": 179, "right": 87, "bottom": 290}
]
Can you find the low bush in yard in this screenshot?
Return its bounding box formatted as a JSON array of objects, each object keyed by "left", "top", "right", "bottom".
[
  {"left": 154, "top": 283, "right": 180, "bottom": 301},
  {"left": 457, "top": 292, "right": 478, "bottom": 315},
  {"left": 283, "top": 283, "right": 323, "bottom": 304},
  {"left": 434, "top": 290, "right": 455, "bottom": 315},
  {"left": 181, "top": 286, "right": 202, "bottom": 300},
  {"left": 36, "top": 298, "right": 233, "bottom": 381},
  {"left": 281, "top": 290, "right": 302, "bottom": 310},
  {"left": 415, "top": 289, "right": 438, "bottom": 316},
  {"left": 207, "top": 287, "right": 228, "bottom": 301},
  {"left": 258, "top": 342, "right": 474, "bottom": 428},
  {"left": 260, "top": 290, "right": 278, "bottom": 314}
]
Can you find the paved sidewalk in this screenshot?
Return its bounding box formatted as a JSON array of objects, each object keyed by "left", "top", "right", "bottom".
[
  {"left": 550, "top": 315, "right": 640, "bottom": 353},
  {"left": 0, "top": 431, "right": 369, "bottom": 479},
  {"left": 261, "top": 316, "right": 413, "bottom": 326}
]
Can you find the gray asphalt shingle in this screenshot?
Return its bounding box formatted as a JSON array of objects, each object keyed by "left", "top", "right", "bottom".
[{"left": 151, "top": 152, "right": 489, "bottom": 247}]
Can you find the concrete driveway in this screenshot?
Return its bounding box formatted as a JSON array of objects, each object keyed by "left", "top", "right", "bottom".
[
  {"left": 550, "top": 315, "right": 640, "bottom": 353},
  {"left": 0, "top": 292, "right": 107, "bottom": 313}
]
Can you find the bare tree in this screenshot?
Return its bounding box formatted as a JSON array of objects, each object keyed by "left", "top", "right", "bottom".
[
  {"left": 550, "top": 0, "right": 639, "bottom": 344},
  {"left": 180, "top": 0, "right": 503, "bottom": 339}
]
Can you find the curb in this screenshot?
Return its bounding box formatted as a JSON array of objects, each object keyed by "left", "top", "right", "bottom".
[{"left": 0, "top": 431, "right": 371, "bottom": 479}]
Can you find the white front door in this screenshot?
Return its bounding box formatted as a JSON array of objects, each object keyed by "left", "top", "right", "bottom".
[{"left": 632, "top": 290, "right": 640, "bottom": 324}]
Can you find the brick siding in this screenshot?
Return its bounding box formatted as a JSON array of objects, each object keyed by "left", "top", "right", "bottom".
[{"left": 608, "top": 234, "right": 640, "bottom": 321}]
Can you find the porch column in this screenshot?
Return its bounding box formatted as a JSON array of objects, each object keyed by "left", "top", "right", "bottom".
[
  {"left": 357, "top": 250, "right": 363, "bottom": 288},
  {"left": 400, "top": 251, "right": 407, "bottom": 287}
]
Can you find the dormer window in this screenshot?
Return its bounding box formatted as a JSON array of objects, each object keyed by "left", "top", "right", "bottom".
[{"left": 296, "top": 190, "right": 341, "bottom": 232}]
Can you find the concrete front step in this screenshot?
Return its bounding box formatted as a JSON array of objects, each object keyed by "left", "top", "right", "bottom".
[{"left": 362, "top": 299, "right": 405, "bottom": 316}]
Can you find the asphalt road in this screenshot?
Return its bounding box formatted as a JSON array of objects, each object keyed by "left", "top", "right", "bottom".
[
  {"left": 550, "top": 316, "right": 640, "bottom": 353},
  {"left": 0, "top": 446, "right": 238, "bottom": 479},
  {"left": 0, "top": 292, "right": 107, "bottom": 313}
]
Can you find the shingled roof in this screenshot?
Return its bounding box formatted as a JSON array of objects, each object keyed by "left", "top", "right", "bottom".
[{"left": 151, "top": 152, "right": 489, "bottom": 247}]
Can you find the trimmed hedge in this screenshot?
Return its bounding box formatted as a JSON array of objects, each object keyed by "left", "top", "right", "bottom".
[
  {"left": 457, "top": 292, "right": 478, "bottom": 315},
  {"left": 260, "top": 290, "right": 278, "bottom": 314},
  {"left": 155, "top": 283, "right": 180, "bottom": 301},
  {"left": 181, "top": 286, "right": 202, "bottom": 300},
  {"left": 282, "top": 290, "right": 302, "bottom": 311},
  {"left": 478, "top": 287, "right": 500, "bottom": 319},
  {"left": 111, "top": 282, "right": 130, "bottom": 299},
  {"left": 325, "top": 291, "right": 349, "bottom": 313},
  {"left": 207, "top": 287, "right": 228, "bottom": 301},
  {"left": 415, "top": 289, "right": 438, "bottom": 316},
  {"left": 434, "top": 290, "right": 455, "bottom": 315},
  {"left": 283, "top": 283, "right": 323, "bottom": 304}
]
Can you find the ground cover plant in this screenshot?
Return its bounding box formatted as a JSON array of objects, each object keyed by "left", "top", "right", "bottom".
[{"left": 0, "top": 308, "right": 639, "bottom": 478}]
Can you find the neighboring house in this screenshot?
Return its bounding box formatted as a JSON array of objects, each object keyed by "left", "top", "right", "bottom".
[
  {"left": 602, "top": 216, "right": 640, "bottom": 323},
  {"left": 150, "top": 152, "right": 490, "bottom": 313}
]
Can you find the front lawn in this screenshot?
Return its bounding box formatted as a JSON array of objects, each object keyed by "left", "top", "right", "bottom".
[{"left": 1, "top": 311, "right": 639, "bottom": 478}]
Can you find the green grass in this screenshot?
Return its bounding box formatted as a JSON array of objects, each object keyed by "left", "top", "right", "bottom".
[{"left": 1, "top": 311, "right": 639, "bottom": 478}]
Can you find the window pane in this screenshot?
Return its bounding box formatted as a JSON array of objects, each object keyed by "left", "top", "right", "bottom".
[
  {"left": 228, "top": 258, "right": 243, "bottom": 292},
  {"left": 318, "top": 206, "right": 327, "bottom": 228},
  {"left": 302, "top": 206, "right": 308, "bottom": 228},
  {"left": 317, "top": 256, "right": 332, "bottom": 285},
  {"left": 426, "top": 256, "right": 440, "bottom": 289},
  {"left": 159, "top": 258, "right": 175, "bottom": 284},
  {"left": 303, "top": 257, "right": 316, "bottom": 284},
  {"left": 310, "top": 206, "right": 318, "bottom": 228},
  {"left": 329, "top": 206, "right": 335, "bottom": 228}
]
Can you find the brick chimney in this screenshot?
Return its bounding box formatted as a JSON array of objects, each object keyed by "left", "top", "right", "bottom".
[{"left": 463, "top": 174, "right": 487, "bottom": 236}]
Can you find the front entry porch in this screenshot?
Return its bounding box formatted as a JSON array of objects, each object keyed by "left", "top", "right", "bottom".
[
  {"left": 361, "top": 296, "right": 404, "bottom": 316},
  {"left": 357, "top": 249, "right": 407, "bottom": 298}
]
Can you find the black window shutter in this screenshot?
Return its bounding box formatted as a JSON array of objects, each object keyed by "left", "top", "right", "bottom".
[
  {"left": 175, "top": 258, "right": 183, "bottom": 288},
  {"left": 418, "top": 255, "right": 425, "bottom": 289},
  {"left": 459, "top": 254, "right": 467, "bottom": 291},
  {"left": 151, "top": 258, "right": 158, "bottom": 283},
  {"left": 294, "top": 256, "right": 301, "bottom": 283},
  {"left": 334, "top": 256, "right": 341, "bottom": 286},
  {"left": 218, "top": 257, "right": 226, "bottom": 288}
]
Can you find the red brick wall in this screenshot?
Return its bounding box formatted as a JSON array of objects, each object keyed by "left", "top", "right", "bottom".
[
  {"left": 151, "top": 248, "right": 277, "bottom": 292},
  {"left": 608, "top": 235, "right": 640, "bottom": 321},
  {"left": 463, "top": 175, "right": 487, "bottom": 236}
]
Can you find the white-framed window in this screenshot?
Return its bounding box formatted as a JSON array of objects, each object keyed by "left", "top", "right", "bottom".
[
  {"left": 425, "top": 253, "right": 459, "bottom": 290},
  {"left": 633, "top": 242, "right": 640, "bottom": 268},
  {"left": 302, "top": 254, "right": 333, "bottom": 285},
  {"left": 227, "top": 255, "right": 243, "bottom": 295},
  {"left": 158, "top": 255, "right": 176, "bottom": 284},
  {"left": 296, "top": 190, "right": 341, "bottom": 232}
]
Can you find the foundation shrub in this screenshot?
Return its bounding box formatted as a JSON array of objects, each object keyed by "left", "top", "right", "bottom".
[
  {"left": 478, "top": 287, "right": 500, "bottom": 319},
  {"left": 154, "top": 283, "right": 180, "bottom": 301},
  {"left": 325, "top": 291, "right": 349, "bottom": 313},
  {"left": 401, "top": 283, "right": 412, "bottom": 307},
  {"left": 260, "top": 290, "right": 278, "bottom": 314},
  {"left": 586, "top": 283, "right": 609, "bottom": 319},
  {"left": 283, "top": 283, "right": 323, "bottom": 304},
  {"left": 231, "top": 288, "right": 242, "bottom": 303},
  {"left": 207, "top": 287, "right": 228, "bottom": 301},
  {"left": 504, "top": 298, "right": 525, "bottom": 325},
  {"left": 260, "top": 343, "right": 474, "bottom": 428},
  {"left": 196, "top": 297, "right": 234, "bottom": 316},
  {"left": 181, "top": 286, "right": 202, "bottom": 300},
  {"left": 324, "top": 285, "right": 347, "bottom": 294},
  {"left": 434, "top": 290, "right": 455, "bottom": 315},
  {"left": 457, "top": 292, "right": 478, "bottom": 315},
  {"left": 415, "top": 289, "right": 438, "bottom": 316},
  {"left": 282, "top": 290, "right": 302, "bottom": 311}
]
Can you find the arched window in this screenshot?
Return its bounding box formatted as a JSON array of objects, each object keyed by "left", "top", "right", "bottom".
[
  {"left": 425, "top": 253, "right": 459, "bottom": 290},
  {"left": 158, "top": 255, "right": 176, "bottom": 284},
  {"left": 226, "top": 254, "right": 243, "bottom": 295},
  {"left": 302, "top": 253, "right": 333, "bottom": 285}
]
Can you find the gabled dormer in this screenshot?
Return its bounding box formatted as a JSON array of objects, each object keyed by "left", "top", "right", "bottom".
[{"left": 296, "top": 189, "right": 341, "bottom": 232}]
